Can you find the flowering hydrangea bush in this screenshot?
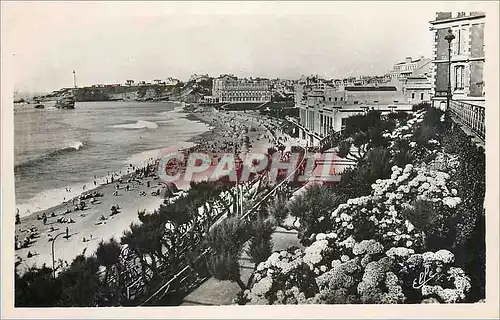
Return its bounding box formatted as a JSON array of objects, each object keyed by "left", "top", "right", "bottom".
[
  {"left": 397, "top": 249, "right": 472, "bottom": 303},
  {"left": 324, "top": 163, "right": 461, "bottom": 251},
  {"left": 236, "top": 239, "right": 472, "bottom": 305},
  {"left": 233, "top": 247, "right": 319, "bottom": 305},
  {"left": 383, "top": 110, "right": 426, "bottom": 146}
]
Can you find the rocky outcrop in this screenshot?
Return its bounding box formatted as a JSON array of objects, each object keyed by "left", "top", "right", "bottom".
[{"left": 40, "top": 78, "right": 213, "bottom": 103}]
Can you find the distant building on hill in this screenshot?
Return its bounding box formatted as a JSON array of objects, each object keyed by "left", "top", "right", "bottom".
[
  {"left": 165, "top": 77, "right": 180, "bottom": 86},
  {"left": 390, "top": 56, "right": 430, "bottom": 81},
  {"left": 204, "top": 75, "right": 271, "bottom": 104}
]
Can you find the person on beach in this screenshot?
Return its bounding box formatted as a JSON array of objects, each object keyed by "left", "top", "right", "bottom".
[{"left": 65, "top": 227, "right": 69, "bottom": 238}]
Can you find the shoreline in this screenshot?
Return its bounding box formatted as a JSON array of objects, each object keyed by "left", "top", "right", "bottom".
[{"left": 14, "top": 107, "right": 276, "bottom": 274}]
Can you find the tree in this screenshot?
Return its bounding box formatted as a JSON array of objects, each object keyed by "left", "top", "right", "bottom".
[
  {"left": 95, "top": 237, "right": 123, "bottom": 305},
  {"left": 266, "top": 191, "right": 289, "bottom": 226},
  {"left": 247, "top": 218, "right": 275, "bottom": 265},
  {"left": 337, "top": 147, "right": 393, "bottom": 200},
  {"left": 15, "top": 265, "right": 61, "bottom": 307},
  {"left": 57, "top": 255, "right": 101, "bottom": 306},
  {"left": 121, "top": 223, "right": 151, "bottom": 284},
  {"left": 336, "top": 111, "right": 394, "bottom": 162},
  {"left": 288, "top": 183, "right": 342, "bottom": 245},
  {"left": 205, "top": 217, "right": 249, "bottom": 289}
]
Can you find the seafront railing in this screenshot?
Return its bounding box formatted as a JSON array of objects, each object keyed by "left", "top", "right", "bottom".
[{"left": 449, "top": 100, "right": 485, "bottom": 141}]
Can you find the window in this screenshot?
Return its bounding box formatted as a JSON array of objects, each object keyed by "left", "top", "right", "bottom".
[
  {"left": 411, "top": 93, "right": 415, "bottom": 99},
  {"left": 455, "top": 65, "right": 465, "bottom": 90},
  {"left": 334, "top": 97, "right": 338, "bottom": 102},
  {"left": 421, "top": 93, "right": 424, "bottom": 100},
  {"left": 393, "top": 100, "right": 399, "bottom": 103},
  {"left": 328, "top": 97, "right": 332, "bottom": 102},
  {"left": 353, "top": 101, "right": 359, "bottom": 105},
  {"left": 341, "top": 118, "right": 347, "bottom": 130},
  {"left": 374, "top": 100, "right": 379, "bottom": 103},
  {"left": 340, "top": 97, "right": 344, "bottom": 101}
]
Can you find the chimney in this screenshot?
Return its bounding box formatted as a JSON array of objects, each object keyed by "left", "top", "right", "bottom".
[
  {"left": 405, "top": 57, "right": 412, "bottom": 64},
  {"left": 436, "top": 12, "right": 452, "bottom": 20}
]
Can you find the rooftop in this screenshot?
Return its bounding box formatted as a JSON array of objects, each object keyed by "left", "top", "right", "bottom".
[
  {"left": 344, "top": 86, "right": 397, "bottom": 92},
  {"left": 430, "top": 12, "right": 485, "bottom": 24}
]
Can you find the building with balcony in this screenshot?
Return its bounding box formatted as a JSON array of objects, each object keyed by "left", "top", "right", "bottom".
[
  {"left": 205, "top": 75, "right": 271, "bottom": 104},
  {"left": 429, "top": 12, "right": 485, "bottom": 107},
  {"left": 429, "top": 11, "right": 485, "bottom": 141}
]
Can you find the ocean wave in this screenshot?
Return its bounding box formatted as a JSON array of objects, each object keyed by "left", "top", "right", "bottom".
[
  {"left": 15, "top": 141, "right": 84, "bottom": 172},
  {"left": 112, "top": 120, "right": 158, "bottom": 129}
]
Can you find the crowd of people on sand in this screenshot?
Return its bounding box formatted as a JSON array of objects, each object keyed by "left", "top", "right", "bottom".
[
  {"left": 14, "top": 110, "right": 298, "bottom": 269},
  {"left": 15, "top": 158, "right": 166, "bottom": 264}
]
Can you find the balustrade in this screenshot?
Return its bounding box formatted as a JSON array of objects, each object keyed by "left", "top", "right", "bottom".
[{"left": 449, "top": 100, "right": 485, "bottom": 141}]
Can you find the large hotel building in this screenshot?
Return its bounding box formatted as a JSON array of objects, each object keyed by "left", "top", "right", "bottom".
[{"left": 204, "top": 75, "right": 271, "bottom": 104}]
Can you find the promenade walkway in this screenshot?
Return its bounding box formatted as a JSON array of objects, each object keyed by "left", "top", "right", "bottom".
[{"left": 180, "top": 219, "right": 302, "bottom": 306}]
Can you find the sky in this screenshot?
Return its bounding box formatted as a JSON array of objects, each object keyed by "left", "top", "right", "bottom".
[{"left": 1, "top": 1, "right": 491, "bottom": 93}]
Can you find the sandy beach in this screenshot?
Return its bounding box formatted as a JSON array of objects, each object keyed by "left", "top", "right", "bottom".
[{"left": 14, "top": 107, "right": 282, "bottom": 275}]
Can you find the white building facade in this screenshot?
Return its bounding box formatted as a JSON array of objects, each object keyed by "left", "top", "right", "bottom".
[
  {"left": 295, "top": 84, "right": 412, "bottom": 146},
  {"left": 205, "top": 75, "right": 271, "bottom": 104}
]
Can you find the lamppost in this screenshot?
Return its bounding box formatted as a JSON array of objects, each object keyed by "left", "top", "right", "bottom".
[
  {"left": 51, "top": 232, "right": 66, "bottom": 278},
  {"left": 445, "top": 28, "right": 455, "bottom": 112}
]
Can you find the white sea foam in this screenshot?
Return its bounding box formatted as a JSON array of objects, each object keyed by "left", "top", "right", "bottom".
[
  {"left": 112, "top": 120, "right": 158, "bottom": 129},
  {"left": 66, "top": 141, "right": 83, "bottom": 150}
]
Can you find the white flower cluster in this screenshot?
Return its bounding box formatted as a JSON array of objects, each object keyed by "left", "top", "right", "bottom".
[
  {"left": 422, "top": 249, "right": 455, "bottom": 264},
  {"left": 303, "top": 233, "right": 339, "bottom": 274},
  {"left": 385, "top": 247, "right": 415, "bottom": 259},
  {"left": 383, "top": 110, "right": 426, "bottom": 148},
  {"left": 256, "top": 248, "right": 304, "bottom": 276},
  {"left": 400, "top": 250, "right": 471, "bottom": 303},
  {"left": 428, "top": 152, "right": 461, "bottom": 173},
  {"left": 373, "top": 164, "right": 462, "bottom": 209}
]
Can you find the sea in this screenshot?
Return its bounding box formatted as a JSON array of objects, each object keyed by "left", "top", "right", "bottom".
[{"left": 14, "top": 101, "right": 210, "bottom": 216}]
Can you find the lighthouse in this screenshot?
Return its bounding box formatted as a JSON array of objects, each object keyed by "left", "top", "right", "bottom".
[{"left": 73, "top": 70, "right": 77, "bottom": 88}]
